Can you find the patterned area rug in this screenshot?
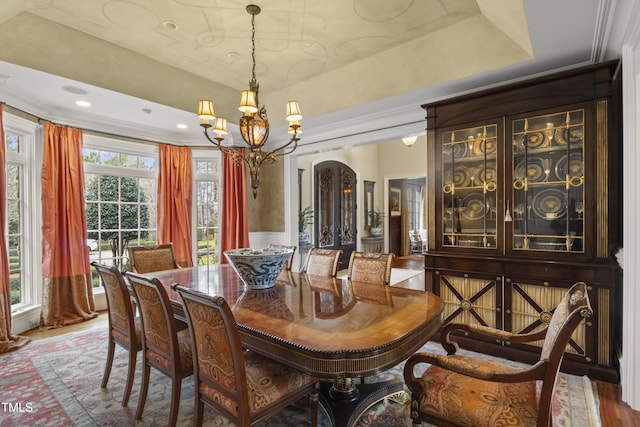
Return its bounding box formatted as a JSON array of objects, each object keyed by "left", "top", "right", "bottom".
[{"left": 0, "top": 325, "right": 601, "bottom": 426}]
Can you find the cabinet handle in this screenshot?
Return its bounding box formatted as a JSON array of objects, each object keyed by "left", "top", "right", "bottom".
[{"left": 505, "top": 200, "right": 513, "bottom": 222}]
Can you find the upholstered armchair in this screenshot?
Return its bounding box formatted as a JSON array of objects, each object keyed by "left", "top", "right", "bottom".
[{"left": 403, "top": 282, "right": 593, "bottom": 427}]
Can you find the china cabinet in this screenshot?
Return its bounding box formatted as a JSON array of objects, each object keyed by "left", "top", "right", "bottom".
[{"left": 423, "top": 61, "right": 622, "bottom": 382}]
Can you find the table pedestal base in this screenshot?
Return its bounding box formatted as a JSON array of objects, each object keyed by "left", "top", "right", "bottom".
[{"left": 319, "top": 379, "right": 404, "bottom": 427}]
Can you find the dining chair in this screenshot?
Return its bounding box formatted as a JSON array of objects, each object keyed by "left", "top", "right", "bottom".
[
  {"left": 173, "top": 284, "right": 319, "bottom": 427},
  {"left": 124, "top": 272, "right": 193, "bottom": 427},
  {"left": 128, "top": 243, "right": 181, "bottom": 273},
  {"left": 91, "top": 262, "right": 142, "bottom": 407},
  {"left": 347, "top": 251, "right": 395, "bottom": 285},
  {"left": 266, "top": 243, "right": 297, "bottom": 271},
  {"left": 304, "top": 248, "right": 342, "bottom": 277},
  {"left": 409, "top": 230, "right": 423, "bottom": 254},
  {"left": 403, "top": 281, "right": 593, "bottom": 427}
]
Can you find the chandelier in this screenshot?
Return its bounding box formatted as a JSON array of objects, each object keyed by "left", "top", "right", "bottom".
[{"left": 197, "top": 4, "right": 302, "bottom": 199}]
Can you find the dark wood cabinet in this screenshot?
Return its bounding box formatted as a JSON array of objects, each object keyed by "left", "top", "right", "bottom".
[{"left": 423, "top": 61, "right": 622, "bottom": 382}]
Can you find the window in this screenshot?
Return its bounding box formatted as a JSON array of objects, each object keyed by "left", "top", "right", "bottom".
[
  {"left": 83, "top": 137, "right": 157, "bottom": 283},
  {"left": 406, "top": 184, "right": 422, "bottom": 231},
  {"left": 193, "top": 155, "right": 221, "bottom": 265},
  {"left": 3, "top": 114, "right": 38, "bottom": 311}
]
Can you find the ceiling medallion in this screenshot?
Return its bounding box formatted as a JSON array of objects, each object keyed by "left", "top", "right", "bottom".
[{"left": 196, "top": 4, "right": 302, "bottom": 198}]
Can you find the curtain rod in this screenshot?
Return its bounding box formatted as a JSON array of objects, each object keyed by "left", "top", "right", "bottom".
[{"left": 1, "top": 101, "right": 163, "bottom": 148}]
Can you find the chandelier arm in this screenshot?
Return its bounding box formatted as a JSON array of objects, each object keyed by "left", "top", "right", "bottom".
[
  {"left": 260, "top": 136, "right": 300, "bottom": 162},
  {"left": 274, "top": 138, "right": 300, "bottom": 157},
  {"left": 202, "top": 128, "right": 243, "bottom": 159}
]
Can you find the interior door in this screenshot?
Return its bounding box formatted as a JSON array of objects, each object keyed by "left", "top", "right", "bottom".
[{"left": 314, "top": 161, "right": 356, "bottom": 271}]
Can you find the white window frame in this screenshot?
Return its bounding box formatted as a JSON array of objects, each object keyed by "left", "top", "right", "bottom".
[
  {"left": 191, "top": 148, "right": 222, "bottom": 266},
  {"left": 83, "top": 135, "right": 159, "bottom": 280},
  {"left": 3, "top": 113, "right": 41, "bottom": 321}
]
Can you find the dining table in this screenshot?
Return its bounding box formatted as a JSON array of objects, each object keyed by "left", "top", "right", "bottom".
[{"left": 148, "top": 264, "right": 443, "bottom": 427}]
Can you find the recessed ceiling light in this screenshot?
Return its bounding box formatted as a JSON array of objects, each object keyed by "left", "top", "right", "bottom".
[
  {"left": 163, "top": 21, "right": 178, "bottom": 30},
  {"left": 64, "top": 86, "right": 88, "bottom": 95},
  {"left": 75, "top": 100, "right": 91, "bottom": 107},
  {"left": 177, "top": 124, "right": 188, "bottom": 129}
]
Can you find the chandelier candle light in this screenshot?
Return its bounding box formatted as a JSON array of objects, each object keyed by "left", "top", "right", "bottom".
[{"left": 197, "top": 4, "right": 302, "bottom": 198}]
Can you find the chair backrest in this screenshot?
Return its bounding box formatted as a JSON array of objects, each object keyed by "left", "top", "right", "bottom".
[
  {"left": 409, "top": 230, "right": 423, "bottom": 253},
  {"left": 267, "top": 244, "right": 297, "bottom": 271},
  {"left": 304, "top": 248, "right": 342, "bottom": 277},
  {"left": 125, "top": 271, "right": 182, "bottom": 374},
  {"left": 92, "top": 261, "right": 137, "bottom": 343},
  {"left": 173, "top": 285, "right": 254, "bottom": 424},
  {"left": 347, "top": 251, "right": 395, "bottom": 285},
  {"left": 128, "top": 243, "right": 180, "bottom": 273},
  {"left": 537, "top": 282, "right": 593, "bottom": 422}
]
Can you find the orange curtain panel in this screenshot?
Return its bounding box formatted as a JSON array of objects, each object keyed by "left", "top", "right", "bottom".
[
  {"left": 40, "top": 121, "right": 97, "bottom": 328},
  {"left": 220, "top": 149, "right": 249, "bottom": 263},
  {"left": 158, "top": 144, "right": 193, "bottom": 267},
  {"left": 0, "top": 104, "right": 30, "bottom": 352}
]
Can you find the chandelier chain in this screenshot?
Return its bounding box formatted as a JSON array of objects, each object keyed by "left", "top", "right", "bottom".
[{"left": 251, "top": 12, "right": 257, "bottom": 86}]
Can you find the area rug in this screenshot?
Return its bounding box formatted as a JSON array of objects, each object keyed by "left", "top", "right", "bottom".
[
  {"left": 0, "top": 325, "right": 601, "bottom": 426},
  {"left": 336, "top": 268, "right": 422, "bottom": 286}
]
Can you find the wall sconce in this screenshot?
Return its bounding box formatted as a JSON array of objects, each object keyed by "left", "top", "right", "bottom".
[{"left": 402, "top": 136, "right": 418, "bottom": 147}]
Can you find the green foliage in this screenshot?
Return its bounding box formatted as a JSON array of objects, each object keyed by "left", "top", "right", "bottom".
[
  {"left": 298, "top": 206, "right": 314, "bottom": 232},
  {"left": 368, "top": 208, "right": 385, "bottom": 228},
  {"left": 10, "top": 274, "right": 20, "bottom": 305},
  {"left": 85, "top": 175, "right": 150, "bottom": 267}
]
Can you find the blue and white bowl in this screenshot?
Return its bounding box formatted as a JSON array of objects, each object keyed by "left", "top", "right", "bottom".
[{"left": 224, "top": 248, "right": 294, "bottom": 289}]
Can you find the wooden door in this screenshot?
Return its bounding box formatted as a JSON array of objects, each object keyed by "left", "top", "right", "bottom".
[{"left": 314, "top": 161, "right": 356, "bottom": 271}]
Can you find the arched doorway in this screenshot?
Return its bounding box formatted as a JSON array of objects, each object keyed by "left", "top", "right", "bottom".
[{"left": 314, "top": 161, "right": 357, "bottom": 271}]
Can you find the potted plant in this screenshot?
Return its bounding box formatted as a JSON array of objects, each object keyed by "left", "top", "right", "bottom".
[
  {"left": 298, "top": 206, "right": 314, "bottom": 244},
  {"left": 368, "top": 208, "right": 385, "bottom": 237}
]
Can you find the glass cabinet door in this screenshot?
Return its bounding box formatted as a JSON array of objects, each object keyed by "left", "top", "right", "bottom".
[
  {"left": 441, "top": 124, "right": 498, "bottom": 249},
  {"left": 511, "top": 110, "right": 584, "bottom": 253}
]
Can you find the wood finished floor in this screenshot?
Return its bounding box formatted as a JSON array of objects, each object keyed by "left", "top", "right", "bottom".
[{"left": 22, "top": 255, "right": 640, "bottom": 426}]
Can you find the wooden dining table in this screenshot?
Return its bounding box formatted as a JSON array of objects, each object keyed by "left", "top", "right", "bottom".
[{"left": 148, "top": 264, "right": 443, "bottom": 427}]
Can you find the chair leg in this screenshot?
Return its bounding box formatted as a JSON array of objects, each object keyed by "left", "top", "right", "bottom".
[
  {"left": 135, "top": 362, "right": 150, "bottom": 420},
  {"left": 101, "top": 338, "right": 115, "bottom": 388},
  {"left": 193, "top": 395, "right": 204, "bottom": 427},
  {"left": 168, "top": 376, "right": 182, "bottom": 427},
  {"left": 310, "top": 384, "right": 319, "bottom": 427},
  {"left": 121, "top": 347, "right": 137, "bottom": 406}
]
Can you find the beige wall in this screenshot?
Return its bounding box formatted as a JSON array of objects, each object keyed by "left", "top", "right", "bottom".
[
  {"left": 247, "top": 157, "right": 285, "bottom": 232},
  {"left": 246, "top": 136, "right": 427, "bottom": 235},
  {"left": 377, "top": 136, "right": 427, "bottom": 179}
]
